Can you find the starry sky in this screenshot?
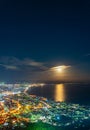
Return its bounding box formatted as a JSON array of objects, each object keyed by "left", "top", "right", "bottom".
[{"left": 0, "top": 0, "right": 90, "bottom": 82}]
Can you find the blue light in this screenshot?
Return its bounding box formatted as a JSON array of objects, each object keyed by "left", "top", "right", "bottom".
[{"left": 55, "top": 115, "right": 61, "bottom": 120}]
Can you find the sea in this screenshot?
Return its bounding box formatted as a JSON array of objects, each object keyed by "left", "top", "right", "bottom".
[{"left": 14, "top": 83, "right": 90, "bottom": 130}]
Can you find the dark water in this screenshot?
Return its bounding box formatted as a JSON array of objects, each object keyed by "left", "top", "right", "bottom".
[
  {"left": 28, "top": 83, "right": 90, "bottom": 105},
  {"left": 16, "top": 83, "right": 90, "bottom": 130}
]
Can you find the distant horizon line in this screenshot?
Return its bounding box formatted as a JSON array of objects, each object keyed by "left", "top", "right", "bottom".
[{"left": 0, "top": 80, "right": 90, "bottom": 84}]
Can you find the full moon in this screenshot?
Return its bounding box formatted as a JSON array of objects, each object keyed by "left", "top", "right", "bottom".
[
  {"left": 54, "top": 66, "right": 64, "bottom": 72},
  {"left": 51, "top": 65, "right": 71, "bottom": 73}
]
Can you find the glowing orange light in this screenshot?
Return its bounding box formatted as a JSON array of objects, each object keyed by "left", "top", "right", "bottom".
[
  {"left": 55, "top": 84, "right": 65, "bottom": 102},
  {"left": 51, "top": 65, "right": 71, "bottom": 73}
]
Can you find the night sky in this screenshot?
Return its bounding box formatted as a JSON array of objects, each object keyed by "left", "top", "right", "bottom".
[{"left": 0, "top": 0, "right": 90, "bottom": 82}]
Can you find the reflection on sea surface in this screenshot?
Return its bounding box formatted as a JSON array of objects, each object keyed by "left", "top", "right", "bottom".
[
  {"left": 55, "top": 84, "right": 65, "bottom": 102},
  {"left": 27, "top": 83, "right": 90, "bottom": 105}
]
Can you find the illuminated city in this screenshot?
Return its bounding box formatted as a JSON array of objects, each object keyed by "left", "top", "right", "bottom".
[{"left": 0, "top": 83, "right": 90, "bottom": 129}]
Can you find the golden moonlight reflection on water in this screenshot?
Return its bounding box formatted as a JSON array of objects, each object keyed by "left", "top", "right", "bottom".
[{"left": 55, "top": 84, "right": 65, "bottom": 102}]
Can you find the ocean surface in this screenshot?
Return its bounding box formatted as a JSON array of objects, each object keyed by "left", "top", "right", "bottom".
[
  {"left": 16, "top": 83, "right": 90, "bottom": 130},
  {"left": 28, "top": 83, "right": 90, "bottom": 106}
]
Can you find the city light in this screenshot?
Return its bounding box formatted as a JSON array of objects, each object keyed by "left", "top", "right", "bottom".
[{"left": 0, "top": 83, "right": 90, "bottom": 129}]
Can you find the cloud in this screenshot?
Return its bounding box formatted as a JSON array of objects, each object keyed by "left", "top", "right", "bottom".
[
  {"left": 0, "top": 56, "right": 48, "bottom": 71},
  {"left": 85, "top": 53, "right": 90, "bottom": 57},
  {"left": 0, "top": 57, "right": 71, "bottom": 73},
  {"left": 0, "top": 56, "right": 74, "bottom": 82},
  {"left": 50, "top": 65, "right": 71, "bottom": 71},
  {"left": 0, "top": 64, "right": 18, "bottom": 70},
  {"left": 22, "top": 59, "right": 43, "bottom": 66}
]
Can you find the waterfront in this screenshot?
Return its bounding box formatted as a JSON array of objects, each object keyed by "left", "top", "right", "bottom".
[{"left": 0, "top": 83, "right": 90, "bottom": 130}]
